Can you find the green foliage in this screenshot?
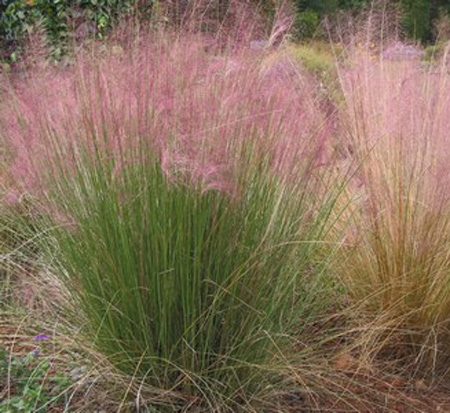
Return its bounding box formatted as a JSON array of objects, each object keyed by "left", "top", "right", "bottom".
[
  {"left": 1, "top": 0, "right": 70, "bottom": 60},
  {"left": 401, "top": 0, "right": 431, "bottom": 42},
  {"left": 2, "top": 0, "right": 450, "bottom": 57},
  {"left": 297, "top": 0, "right": 338, "bottom": 15},
  {"left": 0, "top": 348, "right": 75, "bottom": 412},
  {"left": 296, "top": 0, "right": 372, "bottom": 15},
  {"left": 0, "top": 0, "right": 154, "bottom": 61},
  {"left": 38, "top": 139, "right": 339, "bottom": 408},
  {"left": 294, "top": 9, "right": 321, "bottom": 39},
  {"left": 292, "top": 0, "right": 450, "bottom": 42},
  {"left": 337, "top": 0, "right": 370, "bottom": 8},
  {"left": 289, "top": 42, "right": 336, "bottom": 76}
]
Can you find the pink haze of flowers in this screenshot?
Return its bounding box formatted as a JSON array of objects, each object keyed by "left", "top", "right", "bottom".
[
  {"left": 1, "top": 32, "right": 331, "bottom": 204},
  {"left": 342, "top": 49, "right": 450, "bottom": 198}
]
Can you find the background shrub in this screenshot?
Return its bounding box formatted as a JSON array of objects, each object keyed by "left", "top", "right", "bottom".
[
  {"left": 0, "top": 0, "right": 152, "bottom": 61},
  {"left": 294, "top": 9, "right": 321, "bottom": 39},
  {"left": 3, "top": 0, "right": 450, "bottom": 63}
]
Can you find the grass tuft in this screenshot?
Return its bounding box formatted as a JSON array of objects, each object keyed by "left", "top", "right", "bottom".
[{"left": 1, "top": 32, "right": 342, "bottom": 410}]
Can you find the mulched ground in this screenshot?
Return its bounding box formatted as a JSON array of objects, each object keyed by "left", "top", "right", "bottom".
[
  {"left": 3, "top": 320, "right": 450, "bottom": 412},
  {"left": 293, "top": 372, "right": 450, "bottom": 412}
]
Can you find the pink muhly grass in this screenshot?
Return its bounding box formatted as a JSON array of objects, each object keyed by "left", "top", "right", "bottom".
[
  {"left": 1, "top": 31, "right": 330, "bottom": 205},
  {"left": 338, "top": 42, "right": 450, "bottom": 372},
  {"left": 0, "top": 27, "right": 344, "bottom": 409}
]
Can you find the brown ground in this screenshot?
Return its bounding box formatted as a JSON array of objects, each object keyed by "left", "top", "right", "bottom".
[{"left": 3, "top": 321, "right": 450, "bottom": 412}]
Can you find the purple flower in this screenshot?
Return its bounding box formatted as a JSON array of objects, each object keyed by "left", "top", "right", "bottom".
[
  {"left": 34, "top": 334, "right": 50, "bottom": 340},
  {"left": 31, "top": 348, "right": 41, "bottom": 356}
]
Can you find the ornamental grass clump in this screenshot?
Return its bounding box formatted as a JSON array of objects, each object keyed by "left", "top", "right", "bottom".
[
  {"left": 339, "top": 46, "right": 450, "bottom": 372},
  {"left": 1, "top": 32, "right": 339, "bottom": 409}
]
